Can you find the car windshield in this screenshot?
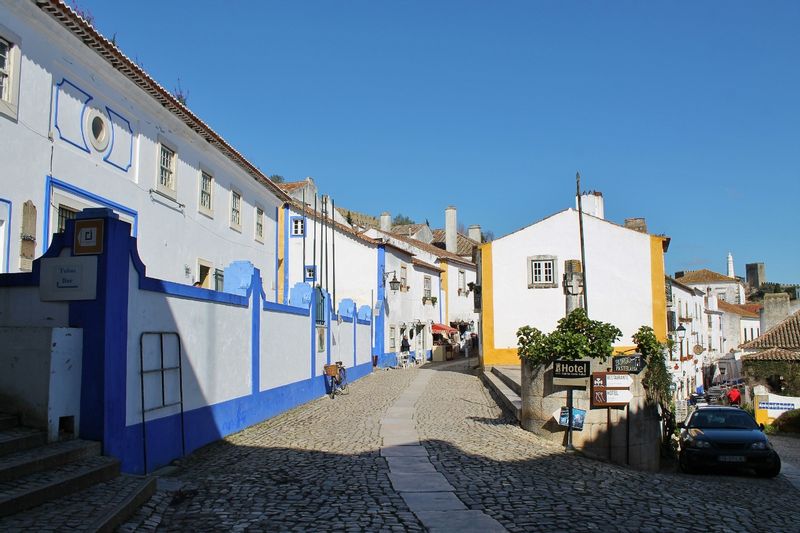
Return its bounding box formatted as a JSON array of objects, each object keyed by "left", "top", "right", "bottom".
[{"left": 688, "top": 410, "right": 758, "bottom": 430}]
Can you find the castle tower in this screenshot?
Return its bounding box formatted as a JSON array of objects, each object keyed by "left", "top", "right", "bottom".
[{"left": 727, "top": 252, "right": 734, "bottom": 278}]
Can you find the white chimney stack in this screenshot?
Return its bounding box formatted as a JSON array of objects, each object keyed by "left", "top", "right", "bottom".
[
  {"left": 445, "top": 206, "right": 457, "bottom": 253},
  {"left": 468, "top": 225, "right": 481, "bottom": 243},
  {"left": 576, "top": 191, "right": 604, "bottom": 219},
  {"left": 727, "top": 252, "right": 735, "bottom": 278},
  {"left": 380, "top": 212, "right": 391, "bottom": 232}
]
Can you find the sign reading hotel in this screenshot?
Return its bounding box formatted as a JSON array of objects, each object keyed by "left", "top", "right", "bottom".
[
  {"left": 73, "top": 219, "right": 104, "bottom": 255},
  {"left": 553, "top": 359, "right": 590, "bottom": 387}
]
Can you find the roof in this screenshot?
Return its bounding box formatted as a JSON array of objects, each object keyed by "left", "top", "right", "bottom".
[
  {"left": 392, "top": 223, "right": 427, "bottom": 236},
  {"left": 667, "top": 276, "right": 704, "bottom": 295},
  {"left": 742, "top": 348, "right": 800, "bottom": 362},
  {"left": 37, "top": 1, "right": 289, "bottom": 202},
  {"left": 411, "top": 257, "right": 442, "bottom": 272},
  {"left": 288, "top": 200, "right": 379, "bottom": 247},
  {"left": 373, "top": 229, "right": 475, "bottom": 267},
  {"left": 717, "top": 300, "right": 760, "bottom": 319},
  {"left": 740, "top": 309, "right": 800, "bottom": 350},
  {"left": 335, "top": 207, "right": 379, "bottom": 229},
  {"left": 676, "top": 269, "right": 740, "bottom": 285},
  {"left": 430, "top": 229, "right": 480, "bottom": 257},
  {"left": 277, "top": 181, "right": 308, "bottom": 193}
]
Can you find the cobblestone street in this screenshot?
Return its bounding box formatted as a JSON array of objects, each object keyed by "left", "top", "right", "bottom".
[{"left": 123, "top": 361, "right": 800, "bottom": 532}]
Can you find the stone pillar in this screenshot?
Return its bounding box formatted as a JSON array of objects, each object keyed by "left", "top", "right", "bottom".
[{"left": 563, "top": 259, "right": 584, "bottom": 315}]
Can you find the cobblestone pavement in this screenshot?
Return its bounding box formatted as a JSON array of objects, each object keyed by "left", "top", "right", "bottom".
[{"left": 121, "top": 362, "right": 800, "bottom": 532}]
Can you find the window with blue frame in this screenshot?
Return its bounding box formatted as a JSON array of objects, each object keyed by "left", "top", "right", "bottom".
[{"left": 290, "top": 216, "right": 305, "bottom": 237}]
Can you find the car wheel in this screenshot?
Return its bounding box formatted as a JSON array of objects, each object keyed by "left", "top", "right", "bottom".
[{"left": 757, "top": 457, "right": 781, "bottom": 478}]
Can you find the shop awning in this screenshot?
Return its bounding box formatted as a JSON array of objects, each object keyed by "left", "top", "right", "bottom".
[{"left": 432, "top": 323, "right": 458, "bottom": 334}]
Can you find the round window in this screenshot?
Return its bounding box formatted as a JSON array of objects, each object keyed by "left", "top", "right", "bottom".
[{"left": 88, "top": 110, "right": 110, "bottom": 152}]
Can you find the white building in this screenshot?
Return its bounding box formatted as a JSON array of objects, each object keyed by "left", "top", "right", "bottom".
[
  {"left": 0, "top": 0, "right": 289, "bottom": 288},
  {"left": 479, "top": 192, "right": 669, "bottom": 367},
  {"left": 674, "top": 268, "right": 746, "bottom": 305}
]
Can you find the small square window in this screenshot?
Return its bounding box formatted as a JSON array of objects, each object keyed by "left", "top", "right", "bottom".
[
  {"left": 57, "top": 205, "right": 78, "bottom": 233},
  {"left": 255, "top": 206, "right": 264, "bottom": 241},
  {"left": 424, "top": 276, "right": 432, "bottom": 298},
  {"left": 389, "top": 326, "right": 396, "bottom": 350},
  {"left": 157, "top": 143, "right": 177, "bottom": 196},
  {"left": 199, "top": 171, "right": 213, "bottom": 215},
  {"left": 230, "top": 190, "right": 242, "bottom": 230},
  {"left": 527, "top": 255, "right": 559, "bottom": 289},
  {"left": 290, "top": 217, "right": 305, "bottom": 237},
  {"left": 458, "top": 270, "right": 466, "bottom": 295},
  {"left": 400, "top": 265, "right": 407, "bottom": 290}
]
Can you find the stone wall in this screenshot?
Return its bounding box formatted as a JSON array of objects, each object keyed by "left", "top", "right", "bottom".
[{"left": 520, "top": 359, "right": 661, "bottom": 471}]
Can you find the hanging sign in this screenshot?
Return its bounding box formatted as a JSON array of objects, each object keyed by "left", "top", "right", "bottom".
[
  {"left": 553, "top": 359, "right": 591, "bottom": 387},
  {"left": 612, "top": 354, "right": 645, "bottom": 374}
]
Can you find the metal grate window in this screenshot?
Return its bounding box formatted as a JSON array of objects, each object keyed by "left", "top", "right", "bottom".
[
  {"left": 424, "top": 276, "right": 431, "bottom": 298},
  {"left": 0, "top": 38, "right": 8, "bottom": 102},
  {"left": 159, "top": 144, "right": 176, "bottom": 191},
  {"left": 200, "top": 171, "right": 213, "bottom": 211},
  {"left": 255, "top": 207, "right": 264, "bottom": 239},
  {"left": 230, "top": 191, "right": 241, "bottom": 227},
  {"left": 57, "top": 205, "right": 78, "bottom": 233},
  {"left": 214, "top": 269, "right": 224, "bottom": 291}
]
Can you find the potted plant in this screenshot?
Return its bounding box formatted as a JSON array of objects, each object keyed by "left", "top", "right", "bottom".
[{"left": 431, "top": 296, "right": 438, "bottom": 305}]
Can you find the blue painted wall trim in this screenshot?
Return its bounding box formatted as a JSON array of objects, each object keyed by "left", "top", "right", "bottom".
[
  {"left": 273, "top": 206, "right": 279, "bottom": 303},
  {"left": 54, "top": 78, "right": 91, "bottom": 153},
  {"left": 250, "top": 268, "right": 261, "bottom": 395},
  {"left": 282, "top": 205, "right": 289, "bottom": 304},
  {"left": 103, "top": 106, "right": 134, "bottom": 172},
  {"left": 374, "top": 245, "right": 386, "bottom": 357},
  {"left": 264, "top": 300, "right": 309, "bottom": 316},
  {"left": 0, "top": 197, "right": 12, "bottom": 273},
  {"left": 43, "top": 175, "right": 139, "bottom": 254},
  {"left": 122, "top": 360, "right": 374, "bottom": 474}
]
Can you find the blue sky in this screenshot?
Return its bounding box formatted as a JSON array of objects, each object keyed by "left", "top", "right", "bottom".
[{"left": 79, "top": 1, "right": 799, "bottom": 282}]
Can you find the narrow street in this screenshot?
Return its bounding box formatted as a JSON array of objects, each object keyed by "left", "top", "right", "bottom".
[{"left": 123, "top": 361, "right": 800, "bottom": 532}]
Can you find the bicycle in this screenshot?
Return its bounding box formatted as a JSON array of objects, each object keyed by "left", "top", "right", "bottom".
[{"left": 324, "top": 361, "right": 348, "bottom": 399}]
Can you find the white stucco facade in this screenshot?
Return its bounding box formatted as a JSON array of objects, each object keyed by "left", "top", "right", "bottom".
[{"left": 0, "top": 1, "right": 285, "bottom": 287}]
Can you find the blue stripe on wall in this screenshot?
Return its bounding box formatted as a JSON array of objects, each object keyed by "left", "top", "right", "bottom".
[{"left": 283, "top": 205, "right": 289, "bottom": 305}]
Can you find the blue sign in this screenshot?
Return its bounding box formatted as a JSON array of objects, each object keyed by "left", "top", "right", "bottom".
[{"left": 558, "top": 407, "right": 586, "bottom": 431}]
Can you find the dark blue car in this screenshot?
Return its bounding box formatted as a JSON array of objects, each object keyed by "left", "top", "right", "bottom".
[{"left": 678, "top": 406, "right": 781, "bottom": 477}]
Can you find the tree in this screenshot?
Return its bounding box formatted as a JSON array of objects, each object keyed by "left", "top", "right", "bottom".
[
  {"left": 173, "top": 78, "right": 189, "bottom": 106},
  {"left": 633, "top": 326, "right": 674, "bottom": 446},
  {"left": 393, "top": 214, "right": 414, "bottom": 225},
  {"left": 516, "top": 308, "right": 622, "bottom": 366},
  {"left": 481, "top": 230, "right": 495, "bottom": 242},
  {"left": 269, "top": 174, "right": 286, "bottom": 184}
]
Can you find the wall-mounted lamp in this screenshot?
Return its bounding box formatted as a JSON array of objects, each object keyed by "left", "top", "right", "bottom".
[
  {"left": 383, "top": 270, "right": 401, "bottom": 292},
  {"left": 676, "top": 324, "right": 686, "bottom": 340}
]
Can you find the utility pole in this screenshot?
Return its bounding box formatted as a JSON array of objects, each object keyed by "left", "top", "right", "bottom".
[{"left": 576, "top": 172, "right": 589, "bottom": 316}]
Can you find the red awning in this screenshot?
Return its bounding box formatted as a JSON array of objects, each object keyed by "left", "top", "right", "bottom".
[{"left": 432, "top": 323, "right": 458, "bottom": 334}]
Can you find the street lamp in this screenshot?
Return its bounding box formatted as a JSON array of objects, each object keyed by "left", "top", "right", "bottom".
[
  {"left": 676, "top": 324, "right": 686, "bottom": 339},
  {"left": 383, "top": 271, "right": 401, "bottom": 292}
]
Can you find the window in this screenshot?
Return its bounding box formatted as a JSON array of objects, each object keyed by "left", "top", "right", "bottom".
[
  {"left": 230, "top": 190, "right": 241, "bottom": 230},
  {"left": 527, "top": 255, "right": 558, "bottom": 288},
  {"left": 317, "top": 327, "right": 326, "bottom": 352},
  {"left": 197, "top": 259, "right": 212, "bottom": 288},
  {"left": 291, "top": 217, "right": 305, "bottom": 237},
  {"left": 424, "top": 276, "right": 432, "bottom": 298},
  {"left": 57, "top": 205, "right": 78, "bottom": 233},
  {"left": 199, "top": 171, "right": 213, "bottom": 215},
  {"left": 87, "top": 109, "right": 109, "bottom": 152},
  {"left": 400, "top": 265, "right": 407, "bottom": 290},
  {"left": 389, "top": 326, "right": 396, "bottom": 350},
  {"left": 255, "top": 206, "right": 264, "bottom": 242},
  {"left": 458, "top": 270, "right": 466, "bottom": 295},
  {"left": 158, "top": 143, "right": 176, "bottom": 196},
  {"left": 0, "top": 30, "right": 21, "bottom": 121},
  {"left": 214, "top": 268, "right": 224, "bottom": 291}
]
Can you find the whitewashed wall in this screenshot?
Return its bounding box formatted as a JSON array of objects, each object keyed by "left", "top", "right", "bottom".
[
  {"left": 0, "top": 1, "right": 281, "bottom": 286},
  {"left": 491, "top": 210, "right": 654, "bottom": 348},
  {"left": 444, "top": 262, "right": 477, "bottom": 325},
  {"left": 125, "top": 265, "right": 251, "bottom": 426},
  {"left": 261, "top": 308, "right": 311, "bottom": 391},
  {"left": 356, "top": 321, "right": 371, "bottom": 365}
]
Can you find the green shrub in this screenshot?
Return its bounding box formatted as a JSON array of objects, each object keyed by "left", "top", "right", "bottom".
[{"left": 772, "top": 409, "right": 800, "bottom": 434}]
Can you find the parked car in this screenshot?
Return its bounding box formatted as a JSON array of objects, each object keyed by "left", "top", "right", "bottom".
[{"left": 678, "top": 406, "right": 781, "bottom": 477}]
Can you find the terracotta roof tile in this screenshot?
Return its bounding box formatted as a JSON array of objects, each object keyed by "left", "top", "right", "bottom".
[
  {"left": 430, "top": 229, "right": 479, "bottom": 257},
  {"left": 676, "top": 269, "right": 740, "bottom": 284},
  {"left": 742, "top": 348, "right": 800, "bottom": 361},
  {"left": 374, "top": 229, "right": 475, "bottom": 267},
  {"left": 391, "top": 224, "right": 427, "bottom": 236},
  {"left": 289, "top": 200, "right": 378, "bottom": 246},
  {"left": 741, "top": 309, "right": 800, "bottom": 350},
  {"left": 411, "top": 257, "right": 442, "bottom": 272},
  {"left": 277, "top": 181, "right": 308, "bottom": 193},
  {"left": 718, "top": 300, "right": 760, "bottom": 318}
]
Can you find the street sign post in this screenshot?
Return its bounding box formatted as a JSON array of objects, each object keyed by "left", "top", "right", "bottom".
[
  {"left": 552, "top": 360, "right": 591, "bottom": 451},
  {"left": 591, "top": 371, "right": 634, "bottom": 407},
  {"left": 612, "top": 354, "right": 645, "bottom": 374}
]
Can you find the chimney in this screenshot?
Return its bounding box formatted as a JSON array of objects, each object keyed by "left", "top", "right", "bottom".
[
  {"left": 576, "top": 191, "right": 604, "bottom": 219},
  {"left": 674, "top": 271, "right": 685, "bottom": 279},
  {"left": 761, "top": 293, "right": 790, "bottom": 332},
  {"left": 624, "top": 218, "right": 648, "bottom": 233},
  {"left": 468, "top": 225, "right": 481, "bottom": 243},
  {"left": 445, "top": 206, "right": 457, "bottom": 253},
  {"left": 727, "top": 252, "right": 735, "bottom": 278},
  {"left": 380, "top": 212, "right": 391, "bottom": 232}
]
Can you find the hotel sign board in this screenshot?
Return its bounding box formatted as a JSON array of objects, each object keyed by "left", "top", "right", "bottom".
[{"left": 553, "top": 359, "right": 591, "bottom": 387}]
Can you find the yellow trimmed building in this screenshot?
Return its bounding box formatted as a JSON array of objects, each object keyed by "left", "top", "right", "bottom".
[{"left": 478, "top": 193, "right": 668, "bottom": 367}]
